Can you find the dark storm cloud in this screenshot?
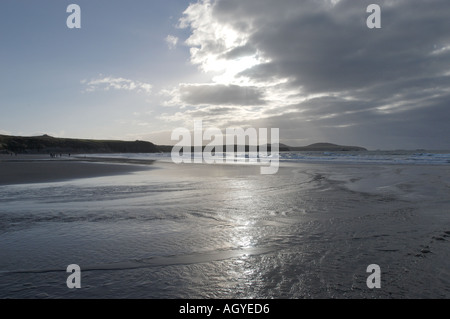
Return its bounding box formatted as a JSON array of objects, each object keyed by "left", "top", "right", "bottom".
[
  {"left": 179, "top": 84, "right": 265, "bottom": 106},
  {"left": 178, "top": 0, "right": 450, "bottom": 149},
  {"left": 231, "top": 0, "right": 450, "bottom": 92}
]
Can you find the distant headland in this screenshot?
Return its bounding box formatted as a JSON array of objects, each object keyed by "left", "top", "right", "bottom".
[
  {"left": 0, "top": 134, "right": 367, "bottom": 154},
  {"left": 284, "top": 143, "right": 367, "bottom": 152}
]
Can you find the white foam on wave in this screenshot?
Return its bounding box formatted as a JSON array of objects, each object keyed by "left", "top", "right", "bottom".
[
  {"left": 81, "top": 150, "right": 450, "bottom": 166},
  {"left": 279, "top": 151, "right": 450, "bottom": 165}
]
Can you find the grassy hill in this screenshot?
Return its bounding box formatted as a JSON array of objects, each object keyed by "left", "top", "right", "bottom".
[
  {"left": 0, "top": 134, "right": 161, "bottom": 154},
  {"left": 0, "top": 135, "right": 366, "bottom": 154}
]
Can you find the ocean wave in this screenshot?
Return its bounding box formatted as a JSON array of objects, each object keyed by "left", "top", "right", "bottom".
[{"left": 80, "top": 150, "right": 450, "bottom": 165}]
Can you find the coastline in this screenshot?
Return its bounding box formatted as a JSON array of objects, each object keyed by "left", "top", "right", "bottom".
[{"left": 2, "top": 149, "right": 449, "bottom": 187}]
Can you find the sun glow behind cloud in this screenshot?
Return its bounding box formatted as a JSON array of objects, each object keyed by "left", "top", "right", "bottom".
[
  {"left": 168, "top": 0, "right": 291, "bottom": 127},
  {"left": 212, "top": 55, "right": 264, "bottom": 85},
  {"left": 178, "top": 0, "right": 264, "bottom": 86}
]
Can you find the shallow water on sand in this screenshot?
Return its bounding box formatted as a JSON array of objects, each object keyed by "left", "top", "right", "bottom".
[{"left": 0, "top": 162, "right": 449, "bottom": 298}]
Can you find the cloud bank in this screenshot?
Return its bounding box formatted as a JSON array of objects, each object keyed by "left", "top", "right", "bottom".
[{"left": 164, "top": 0, "right": 450, "bottom": 149}]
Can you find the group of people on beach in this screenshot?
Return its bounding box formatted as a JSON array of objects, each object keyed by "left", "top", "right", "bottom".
[
  {"left": 3, "top": 152, "right": 73, "bottom": 157},
  {"left": 49, "top": 153, "right": 71, "bottom": 158}
]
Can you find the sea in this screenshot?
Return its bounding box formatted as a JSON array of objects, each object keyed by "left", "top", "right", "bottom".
[{"left": 0, "top": 150, "right": 449, "bottom": 298}]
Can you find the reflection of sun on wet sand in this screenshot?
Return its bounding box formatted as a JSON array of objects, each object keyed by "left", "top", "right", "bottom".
[{"left": 0, "top": 155, "right": 155, "bottom": 186}]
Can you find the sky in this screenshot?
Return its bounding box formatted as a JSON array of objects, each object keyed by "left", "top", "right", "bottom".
[{"left": 1, "top": 0, "right": 449, "bottom": 150}]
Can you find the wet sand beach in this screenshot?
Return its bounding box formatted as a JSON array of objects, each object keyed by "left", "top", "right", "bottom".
[
  {"left": 0, "top": 155, "right": 155, "bottom": 186},
  {"left": 0, "top": 157, "right": 449, "bottom": 298}
]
